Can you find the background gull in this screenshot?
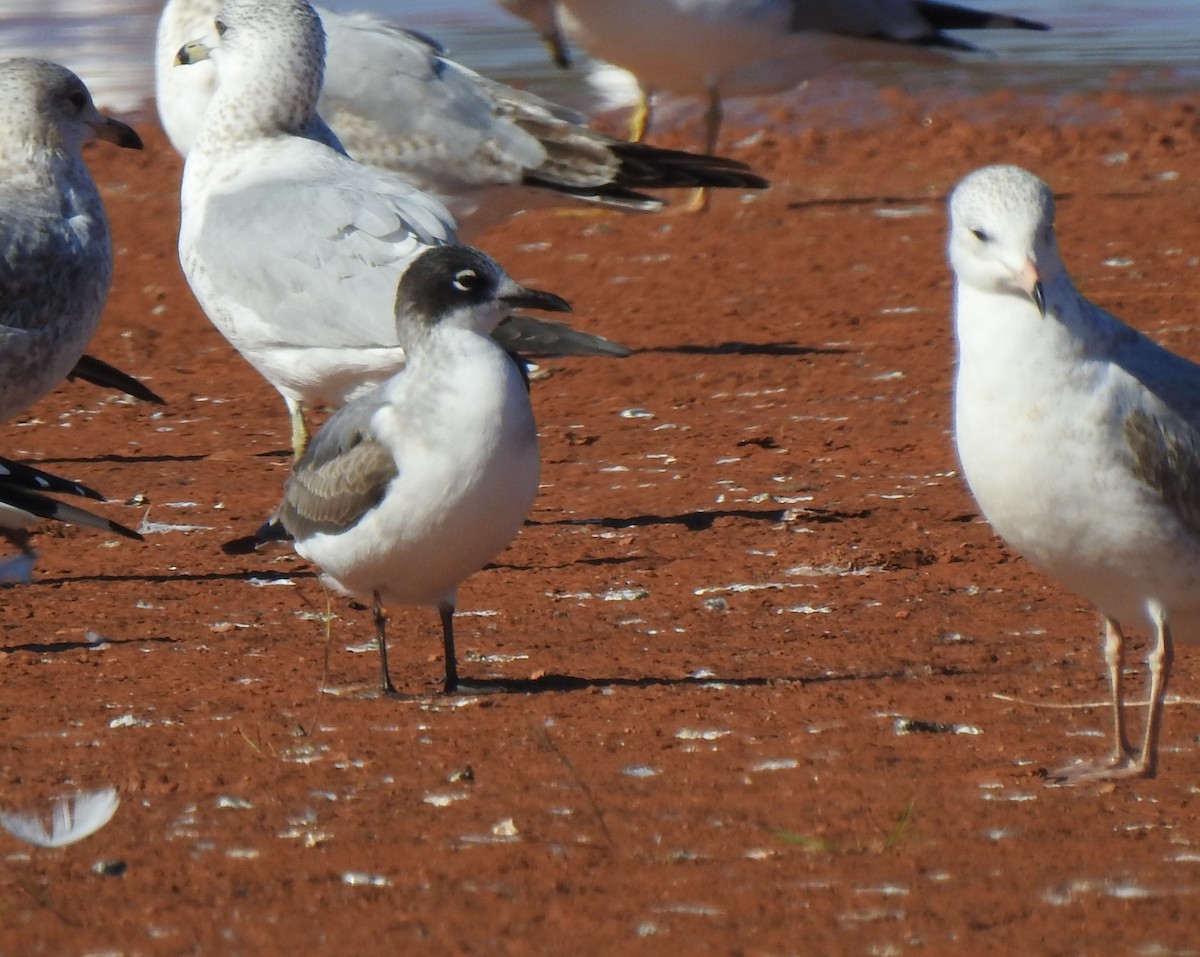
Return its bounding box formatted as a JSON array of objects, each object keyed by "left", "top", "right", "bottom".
[
  {"left": 948, "top": 163, "right": 1200, "bottom": 785},
  {"left": 498, "top": 0, "right": 1049, "bottom": 156},
  {"left": 0, "top": 456, "right": 142, "bottom": 584},
  {"left": 176, "top": 0, "right": 625, "bottom": 460},
  {"left": 157, "top": 0, "right": 768, "bottom": 234},
  {"left": 280, "top": 245, "right": 562, "bottom": 696},
  {"left": 0, "top": 58, "right": 143, "bottom": 425}
]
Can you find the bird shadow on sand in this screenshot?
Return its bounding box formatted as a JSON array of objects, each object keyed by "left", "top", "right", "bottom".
[
  {"left": 2, "top": 634, "right": 183, "bottom": 655},
  {"left": 29, "top": 452, "right": 210, "bottom": 466},
  {"left": 19, "top": 569, "right": 315, "bottom": 587},
  {"left": 633, "top": 341, "right": 848, "bottom": 358},
  {"left": 526, "top": 505, "right": 869, "bottom": 533},
  {"left": 369, "top": 664, "right": 973, "bottom": 700}
]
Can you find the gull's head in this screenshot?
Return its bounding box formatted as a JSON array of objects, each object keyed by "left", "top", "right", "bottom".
[
  {"left": 176, "top": 0, "right": 326, "bottom": 134},
  {"left": 395, "top": 245, "right": 572, "bottom": 340},
  {"left": 0, "top": 58, "right": 142, "bottom": 158},
  {"left": 948, "top": 164, "right": 1058, "bottom": 317}
]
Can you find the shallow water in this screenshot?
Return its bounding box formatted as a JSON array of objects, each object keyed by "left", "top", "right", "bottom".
[{"left": 0, "top": 1, "right": 1195, "bottom": 114}]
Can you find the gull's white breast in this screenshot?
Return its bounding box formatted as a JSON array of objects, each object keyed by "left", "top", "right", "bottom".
[
  {"left": 296, "top": 330, "right": 539, "bottom": 607},
  {"left": 954, "top": 285, "right": 1200, "bottom": 643}
]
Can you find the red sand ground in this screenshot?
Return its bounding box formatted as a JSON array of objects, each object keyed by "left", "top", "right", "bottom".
[{"left": 3, "top": 90, "right": 1200, "bottom": 954}]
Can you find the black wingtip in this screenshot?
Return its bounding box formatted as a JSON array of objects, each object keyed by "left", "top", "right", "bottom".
[
  {"left": 607, "top": 142, "right": 771, "bottom": 193},
  {"left": 913, "top": 1, "right": 1050, "bottom": 34},
  {"left": 494, "top": 314, "right": 631, "bottom": 359},
  {"left": 108, "top": 519, "right": 144, "bottom": 542},
  {"left": 0, "top": 483, "right": 142, "bottom": 541},
  {"left": 69, "top": 354, "right": 166, "bottom": 405},
  {"left": 0, "top": 457, "right": 106, "bottom": 501}
]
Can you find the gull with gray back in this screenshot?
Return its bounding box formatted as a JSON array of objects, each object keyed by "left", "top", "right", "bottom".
[
  {"left": 949, "top": 163, "right": 1200, "bottom": 784},
  {"left": 176, "top": 0, "right": 625, "bottom": 461},
  {"left": 157, "top": 0, "right": 768, "bottom": 234},
  {"left": 0, "top": 58, "right": 143, "bottom": 424},
  {"left": 280, "top": 244, "right": 565, "bottom": 695}
]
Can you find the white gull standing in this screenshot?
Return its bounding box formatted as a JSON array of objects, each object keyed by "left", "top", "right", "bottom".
[
  {"left": 0, "top": 58, "right": 143, "bottom": 424},
  {"left": 499, "top": 0, "right": 1048, "bottom": 155},
  {"left": 157, "top": 0, "right": 767, "bottom": 233},
  {"left": 279, "top": 244, "right": 565, "bottom": 695},
  {"left": 176, "top": 0, "right": 625, "bottom": 459},
  {"left": 949, "top": 163, "right": 1200, "bottom": 784}
]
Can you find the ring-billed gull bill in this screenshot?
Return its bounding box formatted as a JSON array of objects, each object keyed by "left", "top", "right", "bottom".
[
  {"left": 157, "top": 0, "right": 768, "bottom": 233},
  {"left": 499, "top": 0, "right": 1048, "bottom": 153},
  {"left": 0, "top": 58, "right": 143, "bottom": 424},
  {"left": 176, "top": 0, "right": 622, "bottom": 460},
  {"left": 280, "top": 245, "right": 565, "bottom": 696},
  {"left": 949, "top": 164, "right": 1200, "bottom": 785},
  {"left": 0, "top": 456, "right": 143, "bottom": 584}
]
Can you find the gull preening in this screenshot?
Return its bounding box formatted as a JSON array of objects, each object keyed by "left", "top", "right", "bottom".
[
  {"left": 176, "top": 0, "right": 630, "bottom": 460},
  {"left": 280, "top": 245, "right": 562, "bottom": 695},
  {"left": 500, "top": 0, "right": 1048, "bottom": 154},
  {"left": 949, "top": 163, "right": 1200, "bottom": 784},
  {"left": 157, "top": 0, "right": 768, "bottom": 233},
  {"left": 0, "top": 58, "right": 143, "bottom": 425}
]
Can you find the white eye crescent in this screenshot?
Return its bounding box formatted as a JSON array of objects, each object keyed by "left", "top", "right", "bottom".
[{"left": 453, "top": 269, "right": 479, "bottom": 293}]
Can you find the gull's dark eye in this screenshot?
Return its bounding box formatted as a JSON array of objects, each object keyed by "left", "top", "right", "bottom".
[
  {"left": 452, "top": 269, "right": 479, "bottom": 293},
  {"left": 67, "top": 89, "right": 88, "bottom": 111},
  {"left": 970, "top": 227, "right": 990, "bottom": 243},
  {"left": 215, "top": 18, "right": 227, "bottom": 37}
]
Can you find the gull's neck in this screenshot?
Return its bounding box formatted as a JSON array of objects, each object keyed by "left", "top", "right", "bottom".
[
  {"left": 394, "top": 312, "right": 502, "bottom": 358},
  {"left": 0, "top": 140, "right": 93, "bottom": 197},
  {"left": 955, "top": 270, "right": 1083, "bottom": 374},
  {"left": 194, "top": 51, "right": 327, "bottom": 152}
]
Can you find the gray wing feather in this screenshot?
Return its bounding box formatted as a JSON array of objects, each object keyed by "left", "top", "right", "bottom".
[
  {"left": 319, "top": 10, "right": 765, "bottom": 204},
  {"left": 279, "top": 399, "right": 398, "bottom": 539},
  {"left": 191, "top": 147, "right": 455, "bottom": 349},
  {"left": 321, "top": 13, "right": 548, "bottom": 186},
  {"left": 1124, "top": 407, "right": 1200, "bottom": 540},
  {"left": 1097, "top": 299, "right": 1200, "bottom": 425}
]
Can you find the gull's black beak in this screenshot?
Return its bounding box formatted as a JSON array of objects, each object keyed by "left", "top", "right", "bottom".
[
  {"left": 1032, "top": 280, "right": 1046, "bottom": 318},
  {"left": 498, "top": 282, "right": 572, "bottom": 315},
  {"left": 93, "top": 115, "right": 143, "bottom": 150}
]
